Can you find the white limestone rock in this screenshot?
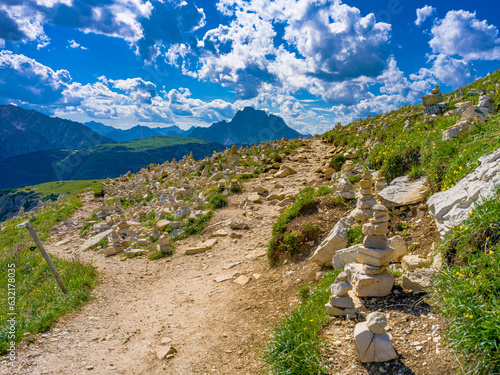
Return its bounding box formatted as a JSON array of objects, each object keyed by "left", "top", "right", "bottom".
[
  {"left": 309, "top": 216, "right": 353, "bottom": 267},
  {"left": 428, "top": 148, "right": 500, "bottom": 236},
  {"left": 378, "top": 176, "right": 428, "bottom": 207},
  {"left": 354, "top": 322, "right": 397, "bottom": 363}
]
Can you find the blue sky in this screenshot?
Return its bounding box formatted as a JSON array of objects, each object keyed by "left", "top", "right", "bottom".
[{"left": 0, "top": 0, "right": 500, "bottom": 134}]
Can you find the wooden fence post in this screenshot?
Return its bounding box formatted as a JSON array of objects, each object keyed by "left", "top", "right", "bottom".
[{"left": 17, "top": 221, "right": 68, "bottom": 294}]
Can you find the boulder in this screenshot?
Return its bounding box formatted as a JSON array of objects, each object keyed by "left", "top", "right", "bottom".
[
  {"left": 366, "top": 312, "right": 387, "bottom": 335},
  {"left": 401, "top": 254, "right": 430, "bottom": 271},
  {"left": 248, "top": 193, "right": 262, "bottom": 203},
  {"left": 331, "top": 281, "right": 352, "bottom": 296},
  {"left": 185, "top": 238, "right": 218, "bottom": 255},
  {"left": 402, "top": 268, "right": 435, "bottom": 292},
  {"left": 253, "top": 185, "right": 268, "bottom": 195},
  {"left": 428, "top": 148, "right": 500, "bottom": 236},
  {"left": 156, "top": 220, "right": 171, "bottom": 231},
  {"left": 325, "top": 303, "right": 356, "bottom": 317},
  {"left": 332, "top": 244, "right": 362, "bottom": 269},
  {"left": 455, "top": 101, "right": 473, "bottom": 109},
  {"left": 310, "top": 217, "right": 353, "bottom": 267},
  {"left": 354, "top": 322, "right": 397, "bottom": 363},
  {"left": 461, "top": 106, "right": 485, "bottom": 123},
  {"left": 388, "top": 235, "right": 407, "bottom": 261},
  {"left": 378, "top": 176, "right": 428, "bottom": 207},
  {"left": 346, "top": 263, "right": 394, "bottom": 297}
]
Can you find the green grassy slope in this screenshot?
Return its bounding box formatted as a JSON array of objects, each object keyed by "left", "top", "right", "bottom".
[
  {"left": 322, "top": 69, "right": 500, "bottom": 192},
  {"left": 0, "top": 136, "right": 225, "bottom": 189},
  {"left": 0, "top": 195, "right": 97, "bottom": 355}
]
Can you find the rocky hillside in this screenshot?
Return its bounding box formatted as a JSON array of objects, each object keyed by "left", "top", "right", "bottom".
[
  {"left": 0, "top": 105, "right": 114, "bottom": 160},
  {"left": 2, "top": 71, "right": 500, "bottom": 375},
  {"left": 189, "top": 106, "right": 306, "bottom": 145}
]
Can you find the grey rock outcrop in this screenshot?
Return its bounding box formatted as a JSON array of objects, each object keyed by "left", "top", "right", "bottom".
[{"left": 428, "top": 148, "right": 500, "bottom": 236}]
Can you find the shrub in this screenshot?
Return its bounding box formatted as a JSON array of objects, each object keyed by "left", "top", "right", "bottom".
[
  {"left": 301, "top": 222, "right": 322, "bottom": 242},
  {"left": 229, "top": 184, "right": 242, "bottom": 194},
  {"left": 329, "top": 154, "right": 346, "bottom": 170},
  {"left": 93, "top": 186, "right": 104, "bottom": 198},
  {"left": 207, "top": 193, "right": 227, "bottom": 210}
]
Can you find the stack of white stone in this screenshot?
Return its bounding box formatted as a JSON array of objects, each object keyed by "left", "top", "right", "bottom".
[
  {"left": 342, "top": 204, "right": 395, "bottom": 297},
  {"left": 350, "top": 171, "right": 377, "bottom": 221},
  {"left": 325, "top": 276, "right": 356, "bottom": 317},
  {"left": 374, "top": 175, "right": 388, "bottom": 195},
  {"left": 354, "top": 312, "right": 397, "bottom": 363},
  {"left": 422, "top": 85, "right": 446, "bottom": 115}
]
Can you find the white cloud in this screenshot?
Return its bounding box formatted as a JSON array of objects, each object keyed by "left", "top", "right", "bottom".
[
  {"left": 0, "top": 1, "right": 204, "bottom": 60},
  {"left": 429, "top": 10, "right": 500, "bottom": 60},
  {"left": 415, "top": 5, "right": 436, "bottom": 26},
  {"left": 0, "top": 50, "right": 70, "bottom": 104},
  {"left": 177, "top": 0, "right": 392, "bottom": 105},
  {"left": 0, "top": 51, "right": 241, "bottom": 125},
  {"left": 68, "top": 39, "right": 87, "bottom": 50}
]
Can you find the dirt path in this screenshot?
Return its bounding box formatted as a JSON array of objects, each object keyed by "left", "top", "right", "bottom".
[{"left": 3, "top": 140, "right": 329, "bottom": 375}]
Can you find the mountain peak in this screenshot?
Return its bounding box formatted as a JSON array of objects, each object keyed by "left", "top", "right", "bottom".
[{"left": 189, "top": 107, "right": 304, "bottom": 145}]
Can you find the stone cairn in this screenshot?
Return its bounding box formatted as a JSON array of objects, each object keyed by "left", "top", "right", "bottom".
[
  {"left": 335, "top": 161, "right": 356, "bottom": 199},
  {"left": 350, "top": 171, "right": 377, "bottom": 221},
  {"left": 229, "top": 145, "right": 239, "bottom": 166},
  {"left": 422, "top": 85, "right": 446, "bottom": 116},
  {"left": 229, "top": 179, "right": 241, "bottom": 191},
  {"left": 354, "top": 311, "right": 397, "bottom": 363},
  {"left": 338, "top": 204, "right": 395, "bottom": 298},
  {"left": 158, "top": 234, "right": 172, "bottom": 254},
  {"left": 374, "top": 175, "right": 388, "bottom": 195},
  {"left": 325, "top": 278, "right": 356, "bottom": 317},
  {"left": 104, "top": 230, "right": 124, "bottom": 256}
]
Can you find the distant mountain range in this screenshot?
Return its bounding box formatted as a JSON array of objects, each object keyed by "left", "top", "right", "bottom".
[
  {"left": 0, "top": 104, "right": 307, "bottom": 189},
  {"left": 84, "top": 107, "right": 306, "bottom": 145},
  {"left": 0, "top": 137, "right": 225, "bottom": 189},
  {"left": 189, "top": 107, "right": 305, "bottom": 145},
  {"left": 85, "top": 121, "right": 193, "bottom": 142},
  {"left": 0, "top": 105, "right": 114, "bottom": 161}
]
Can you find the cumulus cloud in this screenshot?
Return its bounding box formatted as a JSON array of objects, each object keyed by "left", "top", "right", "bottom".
[
  {"left": 0, "top": 50, "right": 70, "bottom": 104},
  {"left": 0, "top": 51, "right": 244, "bottom": 125},
  {"left": 415, "top": 5, "right": 436, "bottom": 26},
  {"left": 411, "top": 54, "right": 472, "bottom": 88},
  {"left": 429, "top": 10, "right": 500, "bottom": 60},
  {"left": 68, "top": 39, "right": 87, "bottom": 50},
  {"left": 0, "top": 1, "right": 205, "bottom": 60},
  {"left": 175, "top": 0, "right": 392, "bottom": 104}
]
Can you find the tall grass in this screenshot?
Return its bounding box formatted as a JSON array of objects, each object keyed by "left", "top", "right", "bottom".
[
  {"left": 432, "top": 189, "right": 500, "bottom": 374},
  {"left": 0, "top": 195, "right": 97, "bottom": 354},
  {"left": 264, "top": 270, "right": 340, "bottom": 374}
]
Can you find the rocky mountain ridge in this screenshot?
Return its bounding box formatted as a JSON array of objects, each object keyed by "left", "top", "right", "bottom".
[{"left": 0, "top": 105, "right": 114, "bottom": 161}]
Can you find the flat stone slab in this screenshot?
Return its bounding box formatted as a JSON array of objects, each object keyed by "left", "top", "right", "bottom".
[
  {"left": 78, "top": 229, "right": 112, "bottom": 251},
  {"left": 428, "top": 148, "right": 500, "bottom": 236},
  {"left": 214, "top": 272, "right": 238, "bottom": 283},
  {"left": 378, "top": 176, "right": 428, "bottom": 207},
  {"left": 185, "top": 238, "right": 218, "bottom": 255},
  {"left": 402, "top": 268, "right": 436, "bottom": 292},
  {"left": 234, "top": 275, "right": 250, "bottom": 286}
]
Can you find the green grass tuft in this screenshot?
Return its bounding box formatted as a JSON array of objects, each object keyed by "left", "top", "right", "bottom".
[
  {"left": 432, "top": 188, "right": 500, "bottom": 374},
  {"left": 346, "top": 225, "right": 363, "bottom": 246},
  {"left": 0, "top": 195, "right": 97, "bottom": 355},
  {"left": 264, "top": 270, "right": 340, "bottom": 374}
]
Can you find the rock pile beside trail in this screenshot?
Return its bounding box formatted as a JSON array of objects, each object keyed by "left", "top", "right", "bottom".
[
  {"left": 78, "top": 138, "right": 303, "bottom": 256},
  {"left": 354, "top": 312, "right": 397, "bottom": 363}
]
